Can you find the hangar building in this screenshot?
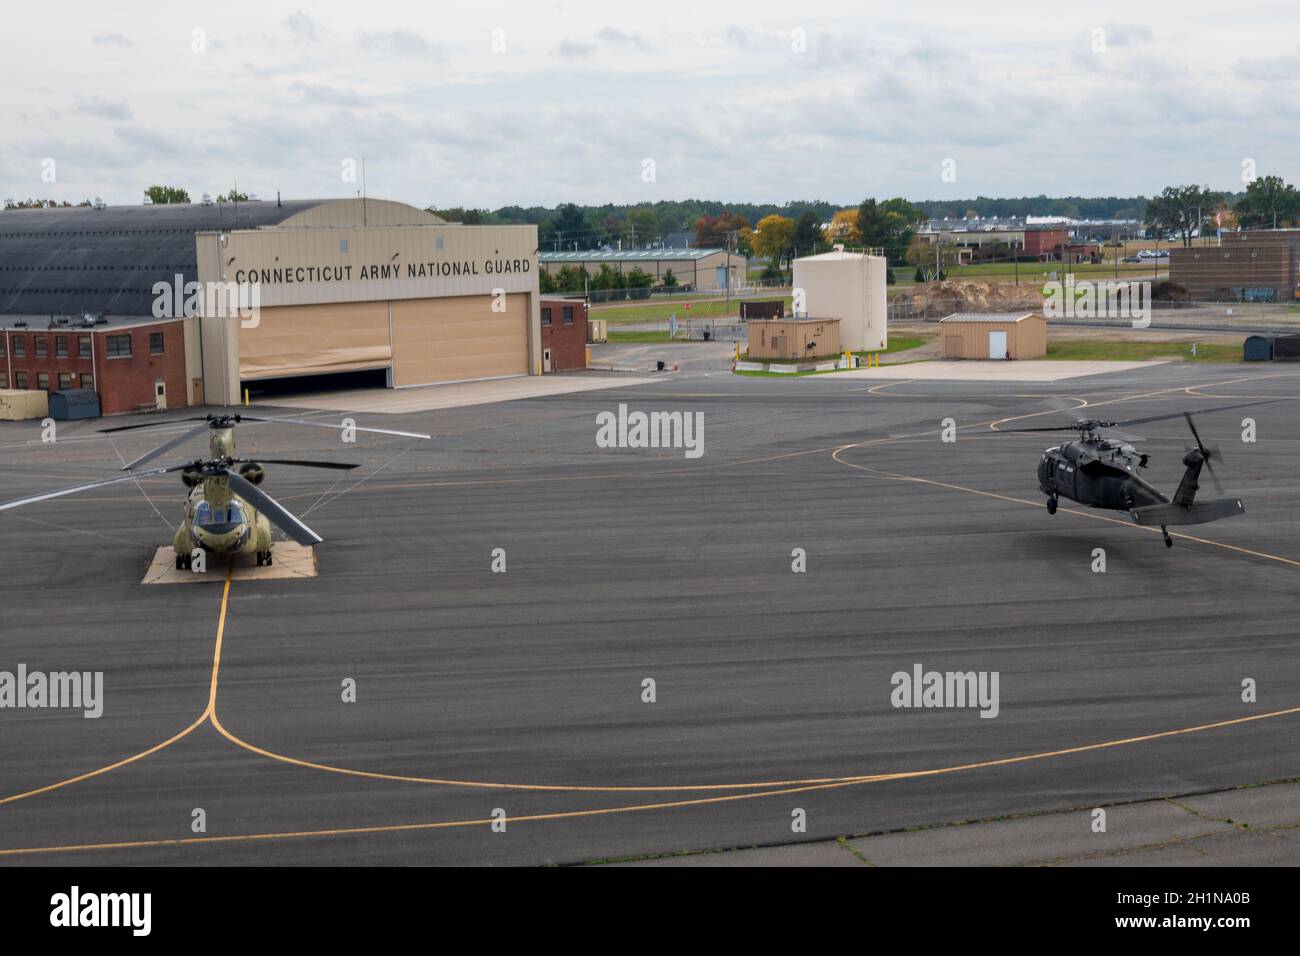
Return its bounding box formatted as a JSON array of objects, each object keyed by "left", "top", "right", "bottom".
[{"left": 0, "top": 198, "right": 543, "bottom": 412}]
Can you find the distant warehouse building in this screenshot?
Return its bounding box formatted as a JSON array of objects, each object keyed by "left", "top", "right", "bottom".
[
  {"left": 0, "top": 197, "right": 545, "bottom": 414},
  {"left": 940, "top": 313, "right": 1046, "bottom": 360},
  {"left": 1169, "top": 231, "right": 1300, "bottom": 302},
  {"left": 539, "top": 248, "right": 746, "bottom": 292}
]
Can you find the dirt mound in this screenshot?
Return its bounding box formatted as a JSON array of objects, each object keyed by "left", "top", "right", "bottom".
[{"left": 895, "top": 280, "right": 1043, "bottom": 314}]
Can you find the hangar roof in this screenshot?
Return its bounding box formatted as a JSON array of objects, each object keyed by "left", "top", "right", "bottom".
[{"left": 0, "top": 198, "right": 442, "bottom": 317}]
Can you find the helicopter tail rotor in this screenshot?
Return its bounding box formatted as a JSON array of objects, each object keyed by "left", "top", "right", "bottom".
[{"left": 1183, "top": 411, "right": 1226, "bottom": 495}]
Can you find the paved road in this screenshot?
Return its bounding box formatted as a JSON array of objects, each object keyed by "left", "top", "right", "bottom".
[{"left": 0, "top": 361, "right": 1298, "bottom": 865}]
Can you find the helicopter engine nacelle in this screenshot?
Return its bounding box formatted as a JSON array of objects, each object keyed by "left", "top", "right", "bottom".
[{"left": 238, "top": 462, "right": 266, "bottom": 486}]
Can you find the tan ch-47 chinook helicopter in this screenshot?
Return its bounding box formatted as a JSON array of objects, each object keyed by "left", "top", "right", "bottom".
[{"left": 0, "top": 414, "right": 430, "bottom": 567}]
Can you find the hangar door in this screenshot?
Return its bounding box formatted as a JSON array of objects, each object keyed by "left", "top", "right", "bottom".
[
  {"left": 391, "top": 294, "right": 528, "bottom": 387},
  {"left": 240, "top": 301, "right": 392, "bottom": 380}
]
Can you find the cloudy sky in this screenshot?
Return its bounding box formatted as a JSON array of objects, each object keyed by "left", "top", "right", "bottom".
[{"left": 4, "top": 0, "right": 1298, "bottom": 209}]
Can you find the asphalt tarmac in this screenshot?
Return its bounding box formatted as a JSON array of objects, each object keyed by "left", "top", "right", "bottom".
[{"left": 1, "top": 358, "right": 1298, "bottom": 865}]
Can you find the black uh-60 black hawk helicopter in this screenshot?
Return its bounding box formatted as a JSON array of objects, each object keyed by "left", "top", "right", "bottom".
[{"left": 1000, "top": 400, "right": 1272, "bottom": 548}]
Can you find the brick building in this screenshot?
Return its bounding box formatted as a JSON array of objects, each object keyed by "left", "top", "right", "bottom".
[
  {"left": 1169, "top": 231, "right": 1300, "bottom": 302},
  {"left": 539, "top": 297, "right": 588, "bottom": 372},
  {"left": 0, "top": 316, "right": 188, "bottom": 414}
]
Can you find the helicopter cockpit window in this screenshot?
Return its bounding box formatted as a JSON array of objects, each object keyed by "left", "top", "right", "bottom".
[{"left": 194, "top": 501, "right": 246, "bottom": 534}]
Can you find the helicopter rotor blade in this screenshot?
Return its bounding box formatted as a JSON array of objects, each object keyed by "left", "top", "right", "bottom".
[
  {"left": 224, "top": 470, "right": 323, "bottom": 545},
  {"left": 237, "top": 415, "right": 430, "bottom": 440},
  {"left": 996, "top": 425, "right": 1089, "bottom": 433},
  {"left": 99, "top": 416, "right": 209, "bottom": 433},
  {"left": 1183, "top": 412, "right": 1208, "bottom": 455},
  {"left": 118, "top": 422, "right": 212, "bottom": 471},
  {"left": 231, "top": 458, "right": 360, "bottom": 470},
  {"left": 0, "top": 462, "right": 196, "bottom": 513},
  {"left": 1111, "top": 399, "right": 1275, "bottom": 430}
]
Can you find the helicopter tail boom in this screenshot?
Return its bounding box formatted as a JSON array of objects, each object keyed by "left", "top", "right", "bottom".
[{"left": 1130, "top": 498, "right": 1245, "bottom": 527}]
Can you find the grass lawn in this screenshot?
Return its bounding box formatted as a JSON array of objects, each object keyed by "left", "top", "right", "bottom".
[
  {"left": 592, "top": 295, "right": 792, "bottom": 325},
  {"left": 1045, "top": 340, "right": 1242, "bottom": 362}
]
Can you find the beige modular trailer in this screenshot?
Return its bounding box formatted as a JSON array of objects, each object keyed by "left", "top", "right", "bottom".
[
  {"left": 939, "top": 312, "right": 1047, "bottom": 360},
  {"left": 0, "top": 389, "right": 49, "bottom": 420},
  {"left": 746, "top": 318, "right": 841, "bottom": 360},
  {"left": 791, "top": 249, "right": 887, "bottom": 352}
]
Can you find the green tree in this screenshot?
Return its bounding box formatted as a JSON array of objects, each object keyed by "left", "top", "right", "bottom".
[
  {"left": 430, "top": 206, "right": 484, "bottom": 224},
  {"left": 588, "top": 263, "right": 619, "bottom": 302},
  {"left": 216, "top": 190, "right": 249, "bottom": 202},
  {"left": 1145, "top": 185, "right": 1220, "bottom": 247},
  {"left": 1234, "top": 175, "right": 1300, "bottom": 229},
  {"left": 625, "top": 266, "right": 654, "bottom": 299},
  {"left": 858, "top": 197, "right": 922, "bottom": 263},
  {"left": 539, "top": 269, "right": 557, "bottom": 294},
  {"left": 662, "top": 269, "right": 678, "bottom": 288},
  {"left": 541, "top": 202, "right": 588, "bottom": 246},
  {"left": 627, "top": 207, "right": 659, "bottom": 247},
  {"left": 144, "top": 185, "right": 190, "bottom": 204},
  {"left": 553, "top": 265, "right": 587, "bottom": 293},
  {"left": 791, "top": 210, "right": 823, "bottom": 258}
]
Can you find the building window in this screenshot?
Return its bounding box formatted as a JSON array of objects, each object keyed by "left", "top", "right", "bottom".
[
  {"left": 81, "top": 372, "right": 94, "bottom": 391},
  {"left": 541, "top": 307, "right": 552, "bottom": 326},
  {"left": 34, "top": 336, "right": 47, "bottom": 357},
  {"left": 56, "top": 335, "right": 68, "bottom": 357},
  {"left": 37, "top": 372, "right": 49, "bottom": 391},
  {"left": 150, "top": 332, "right": 165, "bottom": 354},
  {"left": 15, "top": 371, "right": 27, "bottom": 389},
  {"left": 0, "top": 337, "right": 5, "bottom": 357},
  {"left": 78, "top": 335, "right": 91, "bottom": 358},
  {"left": 0, "top": 371, "right": 6, "bottom": 388},
  {"left": 563, "top": 306, "right": 574, "bottom": 325},
  {"left": 14, "top": 337, "right": 26, "bottom": 357},
  {"left": 106, "top": 334, "right": 132, "bottom": 357},
  {"left": 58, "top": 372, "right": 72, "bottom": 390}
]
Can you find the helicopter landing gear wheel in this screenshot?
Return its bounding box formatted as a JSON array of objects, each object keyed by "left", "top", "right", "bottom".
[
  {"left": 1046, "top": 496, "right": 1058, "bottom": 515},
  {"left": 255, "top": 550, "right": 273, "bottom": 567},
  {"left": 1162, "top": 526, "right": 1173, "bottom": 548}
]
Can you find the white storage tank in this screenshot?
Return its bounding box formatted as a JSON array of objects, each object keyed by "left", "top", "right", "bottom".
[{"left": 792, "top": 248, "right": 887, "bottom": 352}]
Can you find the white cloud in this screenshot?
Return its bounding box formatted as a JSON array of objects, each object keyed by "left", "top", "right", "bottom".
[{"left": 1, "top": 1, "right": 1295, "bottom": 207}]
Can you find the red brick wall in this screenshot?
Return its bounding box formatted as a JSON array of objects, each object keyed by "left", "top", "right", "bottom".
[
  {"left": 1, "top": 320, "right": 188, "bottom": 416},
  {"left": 540, "top": 298, "right": 588, "bottom": 371},
  {"left": 0, "top": 328, "right": 94, "bottom": 391},
  {"left": 93, "top": 321, "right": 189, "bottom": 415},
  {"left": 1022, "top": 229, "right": 1069, "bottom": 258}
]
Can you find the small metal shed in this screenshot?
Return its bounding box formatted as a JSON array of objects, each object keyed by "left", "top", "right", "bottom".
[
  {"left": 48, "top": 388, "right": 101, "bottom": 420},
  {"left": 1243, "top": 335, "right": 1275, "bottom": 362},
  {"left": 1273, "top": 334, "right": 1300, "bottom": 361},
  {"left": 939, "top": 312, "right": 1047, "bottom": 360}
]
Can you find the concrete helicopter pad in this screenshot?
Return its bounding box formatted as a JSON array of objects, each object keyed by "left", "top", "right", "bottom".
[{"left": 141, "top": 543, "right": 317, "bottom": 585}]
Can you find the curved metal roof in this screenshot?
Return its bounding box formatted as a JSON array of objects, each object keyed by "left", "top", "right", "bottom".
[{"left": 1, "top": 199, "right": 333, "bottom": 317}]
